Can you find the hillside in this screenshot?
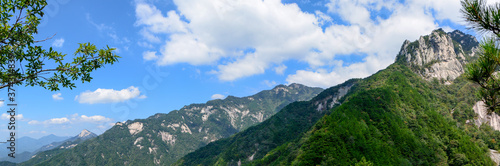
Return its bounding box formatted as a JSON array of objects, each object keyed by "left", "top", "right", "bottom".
[
  {"left": 176, "top": 79, "right": 358, "bottom": 165},
  {"left": 252, "top": 64, "right": 492, "bottom": 165},
  {"left": 19, "top": 130, "right": 97, "bottom": 166},
  {"left": 30, "top": 84, "right": 323, "bottom": 165},
  {"left": 176, "top": 29, "right": 500, "bottom": 165}
]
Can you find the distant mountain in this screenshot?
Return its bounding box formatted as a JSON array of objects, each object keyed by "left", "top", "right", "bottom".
[
  {"left": 28, "top": 84, "right": 323, "bottom": 165},
  {"left": 176, "top": 29, "right": 499, "bottom": 165},
  {"left": 0, "top": 161, "right": 16, "bottom": 166},
  {"left": 20, "top": 129, "right": 97, "bottom": 165},
  {"left": 0, "top": 134, "right": 71, "bottom": 154},
  {"left": 34, "top": 129, "right": 97, "bottom": 153},
  {"left": 0, "top": 134, "right": 70, "bottom": 163}
]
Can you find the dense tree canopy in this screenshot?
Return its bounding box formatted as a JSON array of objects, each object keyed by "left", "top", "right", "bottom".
[
  {"left": 0, "top": 0, "right": 119, "bottom": 91},
  {"left": 462, "top": 0, "right": 500, "bottom": 113}
]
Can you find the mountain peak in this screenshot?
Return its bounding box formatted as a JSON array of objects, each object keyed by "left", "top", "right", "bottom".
[
  {"left": 395, "top": 29, "right": 479, "bottom": 84},
  {"left": 447, "top": 30, "right": 480, "bottom": 54},
  {"left": 77, "top": 129, "right": 96, "bottom": 139}
]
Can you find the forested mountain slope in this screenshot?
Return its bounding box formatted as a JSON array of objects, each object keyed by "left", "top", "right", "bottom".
[
  {"left": 176, "top": 79, "right": 358, "bottom": 165},
  {"left": 29, "top": 84, "right": 322, "bottom": 166},
  {"left": 20, "top": 130, "right": 97, "bottom": 166},
  {"left": 176, "top": 29, "right": 500, "bottom": 165}
]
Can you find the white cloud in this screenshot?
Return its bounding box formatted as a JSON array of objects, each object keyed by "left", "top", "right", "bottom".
[
  {"left": 158, "top": 33, "right": 224, "bottom": 66},
  {"left": 28, "top": 114, "right": 112, "bottom": 125},
  {"left": 135, "top": 3, "right": 188, "bottom": 34},
  {"left": 413, "top": 0, "right": 500, "bottom": 24},
  {"left": 52, "top": 38, "right": 64, "bottom": 47},
  {"left": 284, "top": 0, "right": 440, "bottom": 87},
  {"left": 274, "top": 65, "right": 287, "bottom": 75},
  {"left": 75, "top": 86, "right": 146, "bottom": 104},
  {"left": 52, "top": 93, "right": 63, "bottom": 100},
  {"left": 78, "top": 115, "right": 112, "bottom": 123},
  {"left": 143, "top": 51, "right": 158, "bottom": 61},
  {"left": 0, "top": 100, "right": 3, "bottom": 107},
  {"left": 211, "top": 94, "right": 225, "bottom": 100},
  {"left": 29, "top": 117, "right": 69, "bottom": 125},
  {"left": 135, "top": 0, "right": 325, "bottom": 79},
  {"left": 134, "top": 0, "right": 470, "bottom": 87},
  {"left": 315, "top": 10, "right": 333, "bottom": 26},
  {"left": 49, "top": 117, "right": 70, "bottom": 124},
  {"left": 1, "top": 113, "right": 23, "bottom": 120}
]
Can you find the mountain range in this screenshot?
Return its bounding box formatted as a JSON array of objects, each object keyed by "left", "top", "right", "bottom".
[
  {"left": 28, "top": 84, "right": 323, "bottom": 165},
  {"left": 0, "top": 134, "right": 71, "bottom": 163},
  {"left": 0, "top": 129, "right": 96, "bottom": 164},
  {"left": 15, "top": 29, "right": 500, "bottom": 165},
  {"left": 18, "top": 129, "right": 97, "bottom": 165},
  {"left": 175, "top": 29, "right": 498, "bottom": 165}
]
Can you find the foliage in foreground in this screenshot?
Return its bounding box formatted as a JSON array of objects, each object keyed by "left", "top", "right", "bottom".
[
  {"left": 0, "top": 0, "right": 119, "bottom": 91},
  {"left": 462, "top": 0, "right": 500, "bottom": 114}
]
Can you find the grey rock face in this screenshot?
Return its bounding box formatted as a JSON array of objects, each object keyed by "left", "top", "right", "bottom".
[
  {"left": 396, "top": 29, "right": 479, "bottom": 83},
  {"left": 473, "top": 101, "right": 500, "bottom": 131},
  {"left": 491, "top": 149, "right": 500, "bottom": 166}
]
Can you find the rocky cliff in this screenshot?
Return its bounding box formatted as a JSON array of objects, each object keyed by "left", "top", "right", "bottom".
[
  {"left": 179, "top": 31, "right": 497, "bottom": 164},
  {"left": 396, "top": 29, "right": 500, "bottom": 165},
  {"left": 396, "top": 29, "right": 479, "bottom": 84},
  {"left": 473, "top": 101, "right": 500, "bottom": 131}
]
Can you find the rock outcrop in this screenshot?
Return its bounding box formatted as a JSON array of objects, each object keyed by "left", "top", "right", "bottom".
[
  {"left": 396, "top": 29, "right": 479, "bottom": 84},
  {"left": 491, "top": 149, "right": 500, "bottom": 166},
  {"left": 473, "top": 101, "right": 500, "bottom": 131}
]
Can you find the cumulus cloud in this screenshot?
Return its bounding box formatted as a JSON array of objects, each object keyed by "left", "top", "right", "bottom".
[
  {"left": 75, "top": 86, "right": 146, "bottom": 104},
  {"left": 28, "top": 114, "right": 112, "bottom": 125},
  {"left": 134, "top": 0, "right": 473, "bottom": 87},
  {"left": 135, "top": 3, "right": 188, "bottom": 35},
  {"left": 0, "top": 100, "right": 3, "bottom": 107},
  {"left": 135, "top": 0, "right": 326, "bottom": 79},
  {"left": 52, "top": 93, "right": 63, "bottom": 100},
  {"left": 29, "top": 117, "right": 69, "bottom": 125},
  {"left": 211, "top": 94, "right": 225, "bottom": 100},
  {"left": 72, "top": 114, "right": 112, "bottom": 124},
  {"left": 52, "top": 38, "right": 64, "bottom": 47}
]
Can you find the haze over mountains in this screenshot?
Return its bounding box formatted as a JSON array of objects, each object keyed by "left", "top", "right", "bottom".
[
  {"left": 0, "top": 129, "right": 96, "bottom": 164},
  {"left": 19, "top": 129, "right": 97, "bottom": 165},
  {"left": 0, "top": 134, "right": 70, "bottom": 163},
  {"left": 0, "top": 135, "right": 70, "bottom": 156}
]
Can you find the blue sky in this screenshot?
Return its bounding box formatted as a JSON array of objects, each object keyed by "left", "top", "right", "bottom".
[{"left": 0, "top": 0, "right": 491, "bottom": 138}]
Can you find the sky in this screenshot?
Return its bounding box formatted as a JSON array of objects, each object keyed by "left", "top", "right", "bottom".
[{"left": 0, "top": 0, "right": 497, "bottom": 139}]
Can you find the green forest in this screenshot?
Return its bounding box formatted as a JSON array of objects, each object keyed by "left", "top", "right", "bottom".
[{"left": 178, "top": 62, "right": 500, "bottom": 166}]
